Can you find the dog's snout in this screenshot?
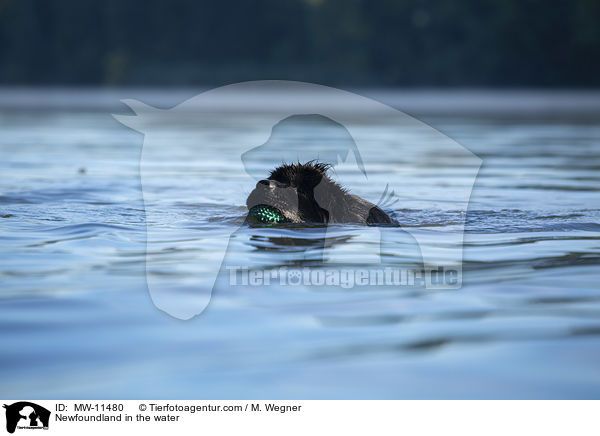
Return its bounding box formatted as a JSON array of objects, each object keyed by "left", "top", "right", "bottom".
[{"left": 257, "top": 179, "right": 283, "bottom": 189}]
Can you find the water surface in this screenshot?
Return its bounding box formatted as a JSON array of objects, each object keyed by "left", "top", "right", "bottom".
[{"left": 1, "top": 88, "right": 599, "bottom": 398}]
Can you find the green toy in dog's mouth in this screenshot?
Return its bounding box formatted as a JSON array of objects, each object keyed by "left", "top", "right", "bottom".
[{"left": 248, "top": 204, "right": 288, "bottom": 224}]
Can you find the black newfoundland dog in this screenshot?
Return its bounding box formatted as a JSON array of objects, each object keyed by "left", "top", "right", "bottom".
[{"left": 246, "top": 161, "right": 395, "bottom": 225}]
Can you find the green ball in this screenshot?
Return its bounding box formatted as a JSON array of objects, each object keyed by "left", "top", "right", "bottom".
[{"left": 249, "top": 205, "right": 288, "bottom": 224}]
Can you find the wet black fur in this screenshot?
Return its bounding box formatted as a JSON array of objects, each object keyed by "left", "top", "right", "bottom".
[{"left": 246, "top": 161, "right": 395, "bottom": 225}]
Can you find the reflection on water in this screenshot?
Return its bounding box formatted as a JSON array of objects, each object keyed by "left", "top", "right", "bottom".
[{"left": 0, "top": 89, "right": 599, "bottom": 399}]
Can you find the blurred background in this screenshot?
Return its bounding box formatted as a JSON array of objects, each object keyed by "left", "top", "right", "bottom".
[{"left": 1, "top": 0, "right": 599, "bottom": 87}]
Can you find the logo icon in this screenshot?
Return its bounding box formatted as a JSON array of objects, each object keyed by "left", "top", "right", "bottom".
[
  {"left": 3, "top": 402, "right": 50, "bottom": 434},
  {"left": 114, "top": 80, "right": 481, "bottom": 320}
]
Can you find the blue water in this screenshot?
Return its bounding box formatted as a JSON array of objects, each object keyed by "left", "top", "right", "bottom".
[{"left": 1, "top": 88, "right": 599, "bottom": 398}]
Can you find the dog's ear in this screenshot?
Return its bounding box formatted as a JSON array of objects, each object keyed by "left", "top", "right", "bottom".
[
  {"left": 297, "top": 166, "right": 324, "bottom": 190},
  {"left": 294, "top": 161, "right": 331, "bottom": 190},
  {"left": 268, "top": 161, "right": 332, "bottom": 191}
]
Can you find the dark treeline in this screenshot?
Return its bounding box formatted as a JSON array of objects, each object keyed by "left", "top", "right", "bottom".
[{"left": 0, "top": 0, "right": 599, "bottom": 87}]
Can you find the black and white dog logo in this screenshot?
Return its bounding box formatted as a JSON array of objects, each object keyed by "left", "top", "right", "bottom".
[{"left": 3, "top": 402, "right": 50, "bottom": 433}]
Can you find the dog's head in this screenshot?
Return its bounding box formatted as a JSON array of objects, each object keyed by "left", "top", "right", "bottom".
[{"left": 246, "top": 161, "right": 339, "bottom": 224}]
